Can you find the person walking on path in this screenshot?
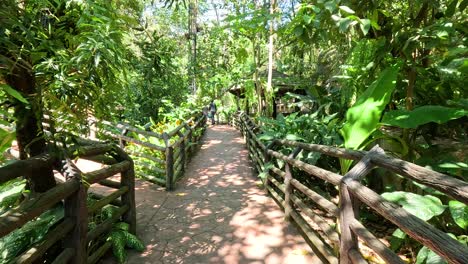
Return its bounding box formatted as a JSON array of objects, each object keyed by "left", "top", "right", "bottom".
[{"left": 209, "top": 100, "right": 217, "bottom": 125}]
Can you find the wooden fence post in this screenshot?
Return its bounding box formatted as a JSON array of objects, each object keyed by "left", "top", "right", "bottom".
[
  {"left": 239, "top": 113, "right": 246, "bottom": 137},
  {"left": 115, "top": 147, "right": 137, "bottom": 235},
  {"left": 184, "top": 123, "right": 193, "bottom": 156},
  {"left": 163, "top": 132, "right": 174, "bottom": 191},
  {"left": 61, "top": 159, "right": 87, "bottom": 264},
  {"left": 339, "top": 145, "right": 383, "bottom": 264},
  {"left": 263, "top": 141, "right": 276, "bottom": 192},
  {"left": 283, "top": 147, "right": 302, "bottom": 221},
  {"left": 177, "top": 130, "right": 186, "bottom": 170}
]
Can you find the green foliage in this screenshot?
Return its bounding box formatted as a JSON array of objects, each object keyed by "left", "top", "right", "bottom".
[
  {"left": 382, "top": 106, "right": 468, "bottom": 129},
  {"left": 87, "top": 203, "right": 144, "bottom": 263},
  {"left": 416, "top": 246, "right": 447, "bottom": 264},
  {"left": 0, "top": 84, "right": 28, "bottom": 104},
  {"left": 107, "top": 217, "right": 145, "bottom": 263},
  {"left": 448, "top": 200, "right": 468, "bottom": 230},
  {"left": 258, "top": 110, "right": 342, "bottom": 148},
  {"left": 340, "top": 64, "right": 400, "bottom": 150},
  {"left": 110, "top": 230, "right": 127, "bottom": 264},
  {"left": 0, "top": 205, "right": 63, "bottom": 263},
  {"left": 381, "top": 192, "right": 446, "bottom": 221},
  {"left": 0, "top": 179, "right": 25, "bottom": 214},
  {"left": 339, "top": 64, "right": 400, "bottom": 173}
]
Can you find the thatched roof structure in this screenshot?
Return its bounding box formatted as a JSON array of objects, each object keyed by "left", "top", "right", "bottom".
[{"left": 228, "top": 69, "right": 305, "bottom": 98}]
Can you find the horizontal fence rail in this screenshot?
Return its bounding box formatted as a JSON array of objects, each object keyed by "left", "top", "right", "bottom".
[
  {"left": 0, "top": 142, "right": 136, "bottom": 264},
  {"left": 96, "top": 113, "right": 207, "bottom": 191},
  {"left": 43, "top": 112, "right": 207, "bottom": 191},
  {"left": 234, "top": 112, "right": 468, "bottom": 264}
]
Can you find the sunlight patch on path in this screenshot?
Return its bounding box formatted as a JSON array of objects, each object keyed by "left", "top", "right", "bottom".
[{"left": 96, "top": 125, "right": 321, "bottom": 264}]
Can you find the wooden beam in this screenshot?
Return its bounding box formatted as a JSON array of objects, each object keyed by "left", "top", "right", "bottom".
[
  {"left": 84, "top": 161, "right": 131, "bottom": 185},
  {"left": 15, "top": 220, "right": 74, "bottom": 264},
  {"left": 0, "top": 153, "right": 55, "bottom": 185},
  {"left": 0, "top": 180, "right": 79, "bottom": 238},
  {"left": 88, "top": 187, "right": 128, "bottom": 214},
  {"left": 350, "top": 219, "right": 404, "bottom": 264},
  {"left": 339, "top": 146, "right": 382, "bottom": 264},
  {"left": 348, "top": 180, "right": 468, "bottom": 264}
]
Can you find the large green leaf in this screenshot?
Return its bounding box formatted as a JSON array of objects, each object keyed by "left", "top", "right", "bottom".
[
  {"left": 0, "top": 84, "right": 28, "bottom": 104},
  {"left": 340, "top": 65, "right": 400, "bottom": 149},
  {"left": 449, "top": 200, "right": 468, "bottom": 229},
  {"left": 0, "top": 128, "right": 15, "bottom": 155},
  {"left": 416, "top": 246, "right": 447, "bottom": 264},
  {"left": 359, "top": 19, "right": 371, "bottom": 35},
  {"left": 381, "top": 192, "right": 446, "bottom": 221},
  {"left": 382, "top": 106, "right": 468, "bottom": 129}
]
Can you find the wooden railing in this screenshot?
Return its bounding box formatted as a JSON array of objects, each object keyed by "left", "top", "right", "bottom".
[
  {"left": 0, "top": 142, "right": 136, "bottom": 264},
  {"left": 234, "top": 112, "right": 468, "bottom": 264},
  {"left": 43, "top": 112, "right": 207, "bottom": 191},
  {"left": 97, "top": 113, "right": 207, "bottom": 191}
]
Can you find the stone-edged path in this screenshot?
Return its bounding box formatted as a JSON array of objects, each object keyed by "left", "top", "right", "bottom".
[{"left": 96, "top": 125, "right": 321, "bottom": 263}]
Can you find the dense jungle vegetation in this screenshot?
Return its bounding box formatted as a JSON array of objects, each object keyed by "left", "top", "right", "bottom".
[{"left": 0, "top": 0, "right": 467, "bottom": 263}]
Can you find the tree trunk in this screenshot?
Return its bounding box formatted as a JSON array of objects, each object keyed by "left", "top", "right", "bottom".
[
  {"left": 252, "top": 38, "right": 263, "bottom": 115},
  {"left": 6, "top": 65, "right": 56, "bottom": 192},
  {"left": 266, "top": 0, "right": 276, "bottom": 117},
  {"left": 189, "top": 0, "right": 198, "bottom": 94}
]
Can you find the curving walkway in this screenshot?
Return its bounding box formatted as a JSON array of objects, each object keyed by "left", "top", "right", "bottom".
[{"left": 99, "top": 125, "right": 321, "bottom": 264}]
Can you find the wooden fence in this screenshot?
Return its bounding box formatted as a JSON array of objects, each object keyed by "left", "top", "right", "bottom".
[
  {"left": 233, "top": 112, "right": 468, "bottom": 264},
  {"left": 96, "top": 113, "right": 207, "bottom": 191},
  {"left": 44, "top": 112, "right": 207, "bottom": 191},
  {"left": 0, "top": 141, "right": 136, "bottom": 264}
]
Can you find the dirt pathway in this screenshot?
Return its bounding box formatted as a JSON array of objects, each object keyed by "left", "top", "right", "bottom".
[{"left": 98, "top": 125, "right": 321, "bottom": 264}]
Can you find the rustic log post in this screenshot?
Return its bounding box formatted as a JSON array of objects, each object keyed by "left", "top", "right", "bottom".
[
  {"left": 263, "top": 141, "right": 276, "bottom": 191},
  {"left": 184, "top": 123, "right": 193, "bottom": 156},
  {"left": 339, "top": 145, "right": 383, "bottom": 264},
  {"left": 177, "top": 130, "right": 186, "bottom": 170},
  {"left": 241, "top": 115, "right": 250, "bottom": 150},
  {"left": 163, "top": 132, "right": 174, "bottom": 191},
  {"left": 283, "top": 147, "right": 302, "bottom": 221},
  {"left": 239, "top": 113, "right": 246, "bottom": 137},
  {"left": 60, "top": 159, "right": 87, "bottom": 264},
  {"left": 115, "top": 147, "right": 137, "bottom": 235}
]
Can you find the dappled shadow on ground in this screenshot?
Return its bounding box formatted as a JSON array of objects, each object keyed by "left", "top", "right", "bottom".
[{"left": 96, "top": 125, "right": 320, "bottom": 264}]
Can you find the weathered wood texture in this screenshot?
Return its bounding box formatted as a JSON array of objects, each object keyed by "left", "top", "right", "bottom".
[
  {"left": 339, "top": 148, "right": 380, "bottom": 264},
  {"left": 101, "top": 120, "right": 164, "bottom": 139},
  {"left": 101, "top": 130, "right": 166, "bottom": 152},
  {"left": 163, "top": 132, "right": 175, "bottom": 191},
  {"left": 128, "top": 150, "right": 165, "bottom": 165},
  {"left": 278, "top": 139, "right": 468, "bottom": 204},
  {"left": 350, "top": 219, "right": 404, "bottom": 264},
  {"left": 116, "top": 147, "right": 137, "bottom": 234},
  {"left": 60, "top": 159, "right": 88, "bottom": 264},
  {"left": 100, "top": 113, "right": 206, "bottom": 190},
  {"left": 0, "top": 179, "right": 79, "bottom": 237},
  {"left": 0, "top": 141, "right": 137, "bottom": 264},
  {"left": 283, "top": 147, "right": 302, "bottom": 221},
  {"left": 238, "top": 113, "right": 468, "bottom": 264},
  {"left": 99, "top": 179, "right": 121, "bottom": 189},
  {"left": 70, "top": 144, "right": 114, "bottom": 158},
  {"left": 348, "top": 180, "right": 468, "bottom": 264},
  {"left": 84, "top": 160, "right": 131, "bottom": 185},
  {"left": 0, "top": 153, "right": 55, "bottom": 184},
  {"left": 14, "top": 220, "right": 74, "bottom": 264},
  {"left": 88, "top": 187, "right": 128, "bottom": 214}
]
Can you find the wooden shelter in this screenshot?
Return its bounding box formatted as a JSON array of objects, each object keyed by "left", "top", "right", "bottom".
[{"left": 228, "top": 69, "right": 305, "bottom": 117}]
